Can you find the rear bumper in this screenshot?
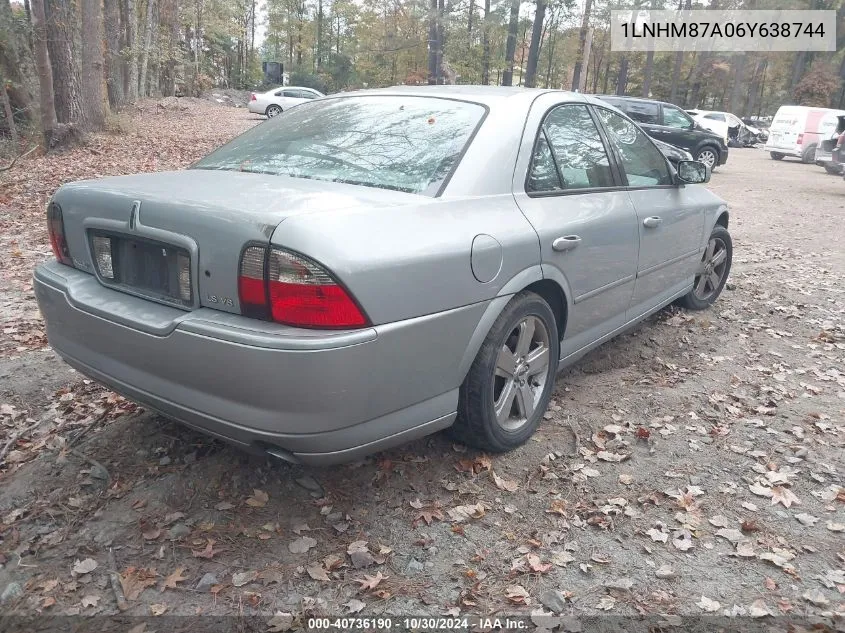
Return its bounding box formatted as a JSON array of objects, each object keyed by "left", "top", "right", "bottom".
[
  {"left": 33, "top": 261, "right": 487, "bottom": 465},
  {"left": 247, "top": 102, "right": 265, "bottom": 115},
  {"left": 717, "top": 146, "right": 729, "bottom": 165}
]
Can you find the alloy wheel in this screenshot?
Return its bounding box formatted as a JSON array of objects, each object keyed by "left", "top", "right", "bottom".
[
  {"left": 697, "top": 149, "right": 717, "bottom": 168},
  {"left": 693, "top": 237, "right": 729, "bottom": 301},
  {"left": 267, "top": 105, "right": 282, "bottom": 117},
  {"left": 492, "top": 315, "right": 551, "bottom": 432}
]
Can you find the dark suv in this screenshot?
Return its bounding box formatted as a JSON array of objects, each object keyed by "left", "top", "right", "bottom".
[{"left": 597, "top": 95, "right": 729, "bottom": 171}]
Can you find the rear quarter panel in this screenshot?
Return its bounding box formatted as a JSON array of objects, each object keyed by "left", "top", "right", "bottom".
[{"left": 270, "top": 195, "right": 541, "bottom": 325}]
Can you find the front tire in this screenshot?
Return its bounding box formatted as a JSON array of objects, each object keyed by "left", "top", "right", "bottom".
[
  {"left": 678, "top": 225, "right": 732, "bottom": 311},
  {"left": 452, "top": 292, "right": 559, "bottom": 453},
  {"left": 695, "top": 146, "right": 719, "bottom": 171}
]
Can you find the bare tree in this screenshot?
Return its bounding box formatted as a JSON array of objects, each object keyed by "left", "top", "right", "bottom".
[
  {"left": 641, "top": 49, "right": 653, "bottom": 97},
  {"left": 45, "top": 0, "right": 84, "bottom": 124},
  {"left": 481, "top": 0, "right": 490, "bottom": 84},
  {"left": 125, "top": 0, "right": 139, "bottom": 101},
  {"left": 571, "top": 0, "right": 592, "bottom": 91},
  {"left": 139, "top": 0, "right": 155, "bottom": 96},
  {"left": 105, "top": 0, "right": 125, "bottom": 107},
  {"left": 428, "top": 0, "right": 438, "bottom": 83},
  {"left": 523, "top": 0, "right": 545, "bottom": 88},
  {"left": 1, "top": 79, "right": 17, "bottom": 146},
  {"left": 502, "top": 0, "right": 519, "bottom": 86},
  {"left": 81, "top": 0, "right": 108, "bottom": 128},
  {"left": 29, "top": 0, "right": 57, "bottom": 143}
]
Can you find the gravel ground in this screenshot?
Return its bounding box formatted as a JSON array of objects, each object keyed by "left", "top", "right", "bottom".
[{"left": 0, "top": 110, "right": 843, "bottom": 631}]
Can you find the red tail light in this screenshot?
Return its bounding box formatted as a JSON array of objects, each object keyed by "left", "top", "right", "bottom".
[
  {"left": 797, "top": 133, "right": 804, "bottom": 145},
  {"left": 237, "top": 245, "right": 368, "bottom": 329},
  {"left": 250, "top": 93, "right": 257, "bottom": 101},
  {"left": 47, "top": 202, "right": 73, "bottom": 266}
]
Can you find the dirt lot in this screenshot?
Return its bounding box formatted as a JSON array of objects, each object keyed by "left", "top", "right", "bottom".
[{"left": 0, "top": 103, "right": 843, "bottom": 630}]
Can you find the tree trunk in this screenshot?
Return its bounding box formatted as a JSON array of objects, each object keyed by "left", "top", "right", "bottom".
[
  {"left": 316, "top": 0, "right": 322, "bottom": 70},
  {"left": 668, "top": 0, "right": 688, "bottom": 103},
  {"left": 0, "top": 0, "right": 36, "bottom": 121},
  {"left": 80, "top": 0, "right": 108, "bottom": 129},
  {"left": 570, "top": 0, "right": 592, "bottom": 91},
  {"left": 104, "top": 0, "right": 125, "bottom": 107},
  {"left": 502, "top": 0, "right": 519, "bottom": 86},
  {"left": 641, "top": 49, "right": 654, "bottom": 97},
  {"left": 139, "top": 0, "right": 155, "bottom": 97},
  {"left": 29, "top": 0, "right": 57, "bottom": 143},
  {"left": 729, "top": 53, "right": 747, "bottom": 115},
  {"left": 1, "top": 79, "right": 18, "bottom": 147},
  {"left": 480, "top": 0, "right": 490, "bottom": 85},
  {"left": 427, "top": 0, "right": 437, "bottom": 83},
  {"left": 125, "top": 0, "right": 139, "bottom": 101},
  {"left": 45, "top": 0, "right": 84, "bottom": 124},
  {"left": 523, "top": 0, "right": 545, "bottom": 88},
  {"left": 436, "top": 0, "right": 444, "bottom": 83}
]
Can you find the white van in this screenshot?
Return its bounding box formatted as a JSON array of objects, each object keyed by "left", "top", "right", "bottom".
[{"left": 764, "top": 105, "right": 845, "bottom": 162}]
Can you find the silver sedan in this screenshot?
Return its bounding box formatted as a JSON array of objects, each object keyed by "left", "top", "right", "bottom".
[{"left": 34, "top": 86, "right": 732, "bottom": 465}]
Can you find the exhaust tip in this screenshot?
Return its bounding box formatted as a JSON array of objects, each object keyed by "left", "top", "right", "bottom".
[{"left": 264, "top": 444, "right": 301, "bottom": 465}]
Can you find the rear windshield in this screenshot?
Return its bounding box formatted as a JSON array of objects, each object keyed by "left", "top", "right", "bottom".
[{"left": 193, "top": 96, "right": 486, "bottom": 195}]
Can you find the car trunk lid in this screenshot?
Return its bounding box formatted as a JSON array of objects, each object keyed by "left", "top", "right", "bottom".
[{"left": 54, "top": 169, "right": 421, "bottom": 314}]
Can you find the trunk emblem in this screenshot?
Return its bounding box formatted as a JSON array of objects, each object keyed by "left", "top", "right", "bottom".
[{"left": 129, "top": 201, "right": 141, "bottom": 230}]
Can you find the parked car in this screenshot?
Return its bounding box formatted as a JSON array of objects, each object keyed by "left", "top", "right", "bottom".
[
  {"left": 742, "top": 117, "right": 770, "bottom": 141},
  {"left": 764, "top": 105, "right": 845, "bottom": 162},
  {"left": 34, "top": 87, "right": 731, "bottom": 465},
  {"left": 248, "top": 86, "right": 324, "bottom": 117},
  {"left": 686, "top": 110, "right": 763, "bottom": 147},
  {"left": 652, "top": 137, "right": 694, "bottom": 168},
  {"left": 597, "top": 95, "right": 729, "bottom": 170},
  {"left": 816, "top": 114, "right": 845, "bottom": 175}
]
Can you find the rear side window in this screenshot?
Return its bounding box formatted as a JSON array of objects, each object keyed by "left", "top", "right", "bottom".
[
  {"left": 193, "top": 96, "right": 486, "bottom": 196},
  {"left": 611, "top": 99, "right": 659, "bottom": 125},
  {"left": 527, "top": 104, "right": 615, "bottom": 193},
  {"left": 663, "top": 106, "right": 694, "bottom": 129},
  {"left": 595, "top": 108, "right": 673, "bottom": 187}
]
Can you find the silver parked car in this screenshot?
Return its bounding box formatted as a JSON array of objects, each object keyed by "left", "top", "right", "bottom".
[{"left": 34, "top": 87, "right": 732, "bottom": 465}]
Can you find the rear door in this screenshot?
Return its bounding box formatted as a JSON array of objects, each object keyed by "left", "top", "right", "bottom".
[
  {"left": 593, "top": 105, "right": 705, "bottom": 314},
  {"left": 513, "top": 95, "right": 639, "bottom": 358},
  {"left": 654, "top": 104, "right": 702, "bottom": 152},
  {"left": 767, "top": 106, "right": 806, "bottom": 153}
]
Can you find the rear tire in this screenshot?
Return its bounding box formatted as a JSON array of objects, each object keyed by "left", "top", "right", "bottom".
[
  {"left": 678, "top": 225, "right": 732, "bottom": 311},
  {"left": 770, "top": 152, "right": 785, "bottom": 160},
  {"left": 824, "top": 163, "right": 843, "bottom": 175},
  {"left": 801, "top": 144, "right": 818, "bottom": 164},
  {"left": 452, "top": 292, "right": 559, "bottom": 453},
  {"left": 266, "top": 104, "right": 283, "bottom": 117}
]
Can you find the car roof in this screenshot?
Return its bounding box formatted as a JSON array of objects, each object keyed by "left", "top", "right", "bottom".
[{"left": 325, "top": 85, "right": 590, "bottom": 107}]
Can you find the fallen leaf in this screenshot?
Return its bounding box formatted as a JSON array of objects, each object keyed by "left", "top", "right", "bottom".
[
  {"left": 245, "top": 489, "right": 269, "bottom": 508},
  {"left": 447, "top": 503, "right": 486, "bottom": 522},
  {"left": 347, "top": 541, "right": 376, "bottom": 568},
  {"left": 81, "top": 595, "right": 100, "bottom": 608},
  {"left": 770, "top": 486, "right": 800, "bottom": 508},
  {"left": 546, "top": 500, "right": 567, "bottom": 516},
  {"left": 734, "top": 542, "right": 755, "bottom": 557},
  {"left": 708, "top": 515, "right": 730, "bottom": 528},
  {"left": 697, "top": 596, "right": 721, "bottom": 612},
  {"left": 306, "top": 563, "right": 330, "bottom": 581},
  {"left": 150, "top": 603, "right": 168, "bottom": 616},
  {"left": 646, "top": 528, "right": 668, "bottom": 543},
  {"left": 505, "top": 584, "right": 531, "bottom": 605},
  {"left": 715, "top": 528, "right": 746, "bottom": 544},
  {"left": 672, "top": 531, "right": 694, "bottom": 551},
  {"left": 267, "top": 612, "right": 294, "bottom": 632},
  {"left": 802, "top": 588, "right": 829, "bottom": 606},
  {"left": 161, "top": 567, "right": 187, "bottom": 591},
  {"left": 345, "top": 599, "right": 366, "bottom": 613},
  {"left": 119, "top": 567, "right": 158, "bottom": 601},
  {"left": 355, "top": 571, "right": 387, "bottom": 592},
  {"left": 232, "top": 570, "right": 258, "bottom": 587},
  {"left": 826, "top": 521, "right": 844, "bottom": 532},
  {"left": 526, "top": 553, "right": 552, "bottom": 573},
  {"left": 191, "top": 538, "right": 218, "bottom": 559},
  {"left": 492, "top": 470, "right": 519, "bottom": 492},
  {"left": 288, "top": 536, "right": 317, "bottom": 554},
  {"left": 794, "top": 513, "right": 818, "bottom": 527},
  {"left": 72, "top": 558, "right": 98, "bottom": 575},
  {"left": 596, "top": 450, "right": 628, "bottom": 462}
]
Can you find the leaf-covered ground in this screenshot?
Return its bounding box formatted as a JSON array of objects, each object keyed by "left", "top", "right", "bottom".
[{"left": 0, "top": 102, "right": 843, "bottom": 629}]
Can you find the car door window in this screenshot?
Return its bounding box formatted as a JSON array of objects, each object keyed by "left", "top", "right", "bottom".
[
  {"left": 527, "top": 104, "right": 615, "bottom": 192},
  {"left": 596, "top": 108, "right": 673, "bottom": 187},
  {"left": 283, "top": 90, "right": 300, "bottom": 98},
  {"left": 621, "top": 101, "right": 659, "bottom": 125},
  {"left": 663, "top": 106, "right": 695, "bottom": 129}
]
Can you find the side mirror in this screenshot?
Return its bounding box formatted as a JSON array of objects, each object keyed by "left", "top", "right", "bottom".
[{"left": 676, "top": 159, "right": 710, "bottom": 184}]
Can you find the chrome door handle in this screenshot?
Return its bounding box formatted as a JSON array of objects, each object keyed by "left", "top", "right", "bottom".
[
  {"left": 643, "top": 216, "right": 663, "bottom": 228},
  {"left": 552, "top": 235, "right": 582, "bottom": 252}
]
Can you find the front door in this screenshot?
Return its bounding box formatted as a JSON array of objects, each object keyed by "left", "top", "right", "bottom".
[
  {"left": 647, "top": 104, "right": 701, "bottom": 153},
  {"left": 593, "top": 106, "right": 705, "bottom": 313},
  {"left": 513, "top": 98, "right": 639, "bottom": 359}
]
